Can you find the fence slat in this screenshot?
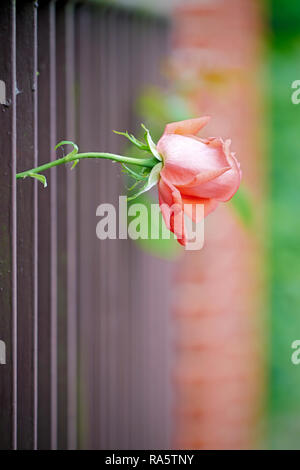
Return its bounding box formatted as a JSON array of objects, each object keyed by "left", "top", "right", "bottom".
[
  {"left": 105, "top": 8, "right": 120, "bottom": 450},
  {"left": 37, "top": 0, "right": 57, "bottom": 450},
  {"left": 0, "top": 0, "right": 17, "bottom": 450},
  {"left": 64, "top": 3, "right": 78, "bottom": 451},
  {"left": 76, "top": 5, "right": 98, "bottom": 449},
  {"left": 55, "top": 1, "right": 77, "bottom": 450},
  {"left": 114, "top": 11, "right": 131, "bottom": 450},
  {"left": 16, "top": 0, "right": 38, "bottom": 450},
  {"left": 90, "top": 6, "right": 107, "bottom": 449},
  {"left": 55, "top": 2, "right": 68, "bottom": 450},
  {"left": 97, "top": 7, "right": 109, "bottom": 450}
]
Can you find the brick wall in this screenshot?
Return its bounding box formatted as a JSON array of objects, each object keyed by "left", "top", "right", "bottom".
[{"left": 170, "top": 0, "right": 267, "bottom": 449}]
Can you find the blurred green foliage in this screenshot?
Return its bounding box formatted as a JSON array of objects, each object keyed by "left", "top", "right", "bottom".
[
  {"left": 268, "top": 0, "right": 300, "bottom": 449},
  {"left": 270, "top": 0, "right": 300, "bottom": 37},
  {"left": 229, "top": 185, "right": 254, "bottom": 228}
]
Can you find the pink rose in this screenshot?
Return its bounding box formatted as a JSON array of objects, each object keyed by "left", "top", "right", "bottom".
[{"left": 157, "top": 117, "right": 241, "bottom": 245}]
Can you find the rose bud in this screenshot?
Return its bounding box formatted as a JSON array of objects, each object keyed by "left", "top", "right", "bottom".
[{"left": 157, "top": 117, "right": 242, "bottom": 246}]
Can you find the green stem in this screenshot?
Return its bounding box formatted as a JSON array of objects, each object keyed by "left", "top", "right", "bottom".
[{"left": 16, "top": 152, "right": 158, "bottom": 179}]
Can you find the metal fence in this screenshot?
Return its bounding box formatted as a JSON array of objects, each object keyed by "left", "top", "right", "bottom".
[{"left": 0, "top": 0, "right": 172, "bottom": 450}]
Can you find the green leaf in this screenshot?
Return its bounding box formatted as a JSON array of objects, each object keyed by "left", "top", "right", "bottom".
[
  {"left": 113, "top": 130, "right": 149, "bottom": 151},
  {"left": 121, "top": 163, "right": 148, "bottom": 181},
  {"left": 127, "top": 162, "right": 162, "bottom": 201},
  {"left": 127, "top": 180, "right": 141, "bottom": 191},
  {"left": 71, "top": 159, "right": 79, "bottom": 170},
  {"left": 141, "top": 124, "right": 162, "bottom": 161},
  {"left": 28, "top": 172, "right": 47, "bottom": 188}
]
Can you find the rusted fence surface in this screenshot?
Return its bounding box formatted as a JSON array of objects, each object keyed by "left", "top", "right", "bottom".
[{"left": 0, "top": 0, "right": 171, "bottom": 450}]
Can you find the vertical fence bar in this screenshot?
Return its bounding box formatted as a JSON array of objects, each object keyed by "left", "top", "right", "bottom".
[
  {"left": 105, "top": 7, "right": 119, "bottom": 450},
  {"left": 65, "top": 2, "right": 78, "bottom": 450},
  {"left": 127, "top": 13, "right": 137, "bottom": 449},
  {"left": 0, "top": 0, "right": 17, "bottom": 450},
  {"left": 49, "top": 4, "right": 58, "bottom": 450},
  {"left": 114, "top": 10, "right": 131, "bottom": 450},
  {"left": 90, "top": 5, "right": 107, "bottom": 449},
  {"left": 84, "top": 4, "right": 106, "bottom": 449},
  {"left": 97, "top": 6, "right": 109, "bottom": 450},
  {"left": 128, "top": 14, "right": 146, "bottom": 449},
  {"left": 55, "top": 1, "right": 68, "bottom": 449},
  {"left": 55, "top": 0, "right": 78, "bottom": 450},
  {"left": 16, "top": 0, "right": 38, "bottom": 450},
  {"left": 76, "top": 5, "right": 99, "bottom": 449},
  {"left": 37, "top": 0, "right": 57, "bottom": 450}
]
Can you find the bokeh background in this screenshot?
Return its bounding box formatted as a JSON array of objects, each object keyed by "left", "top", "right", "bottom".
[
  {"left": 268, "top": 0, "right": 300, "bottom": 449},
  {"left": 1, "top": 0, "right": 300, "bottom": 450},
  {"left": 122, "top": 0, "right": 300, "bottom": 449}
]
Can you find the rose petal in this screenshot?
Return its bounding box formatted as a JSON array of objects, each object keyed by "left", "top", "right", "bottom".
[
  {"left": 181, "top": 195, "right": 219, "bottom": 222},
  {"left": 162, "top": 116, "right": 210, "bottom": 136},
  {"left": 180, "top": 143, "right": 241, "bottom": 201},
  {"left": 175, "top": 166, "right": 230, "bottom": 189},
  {"left": 158, "top": 174, "right": 187, "bottom": 245},
  {"left": 157, "top": 134, "right": 230, "bottom": 187}
]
